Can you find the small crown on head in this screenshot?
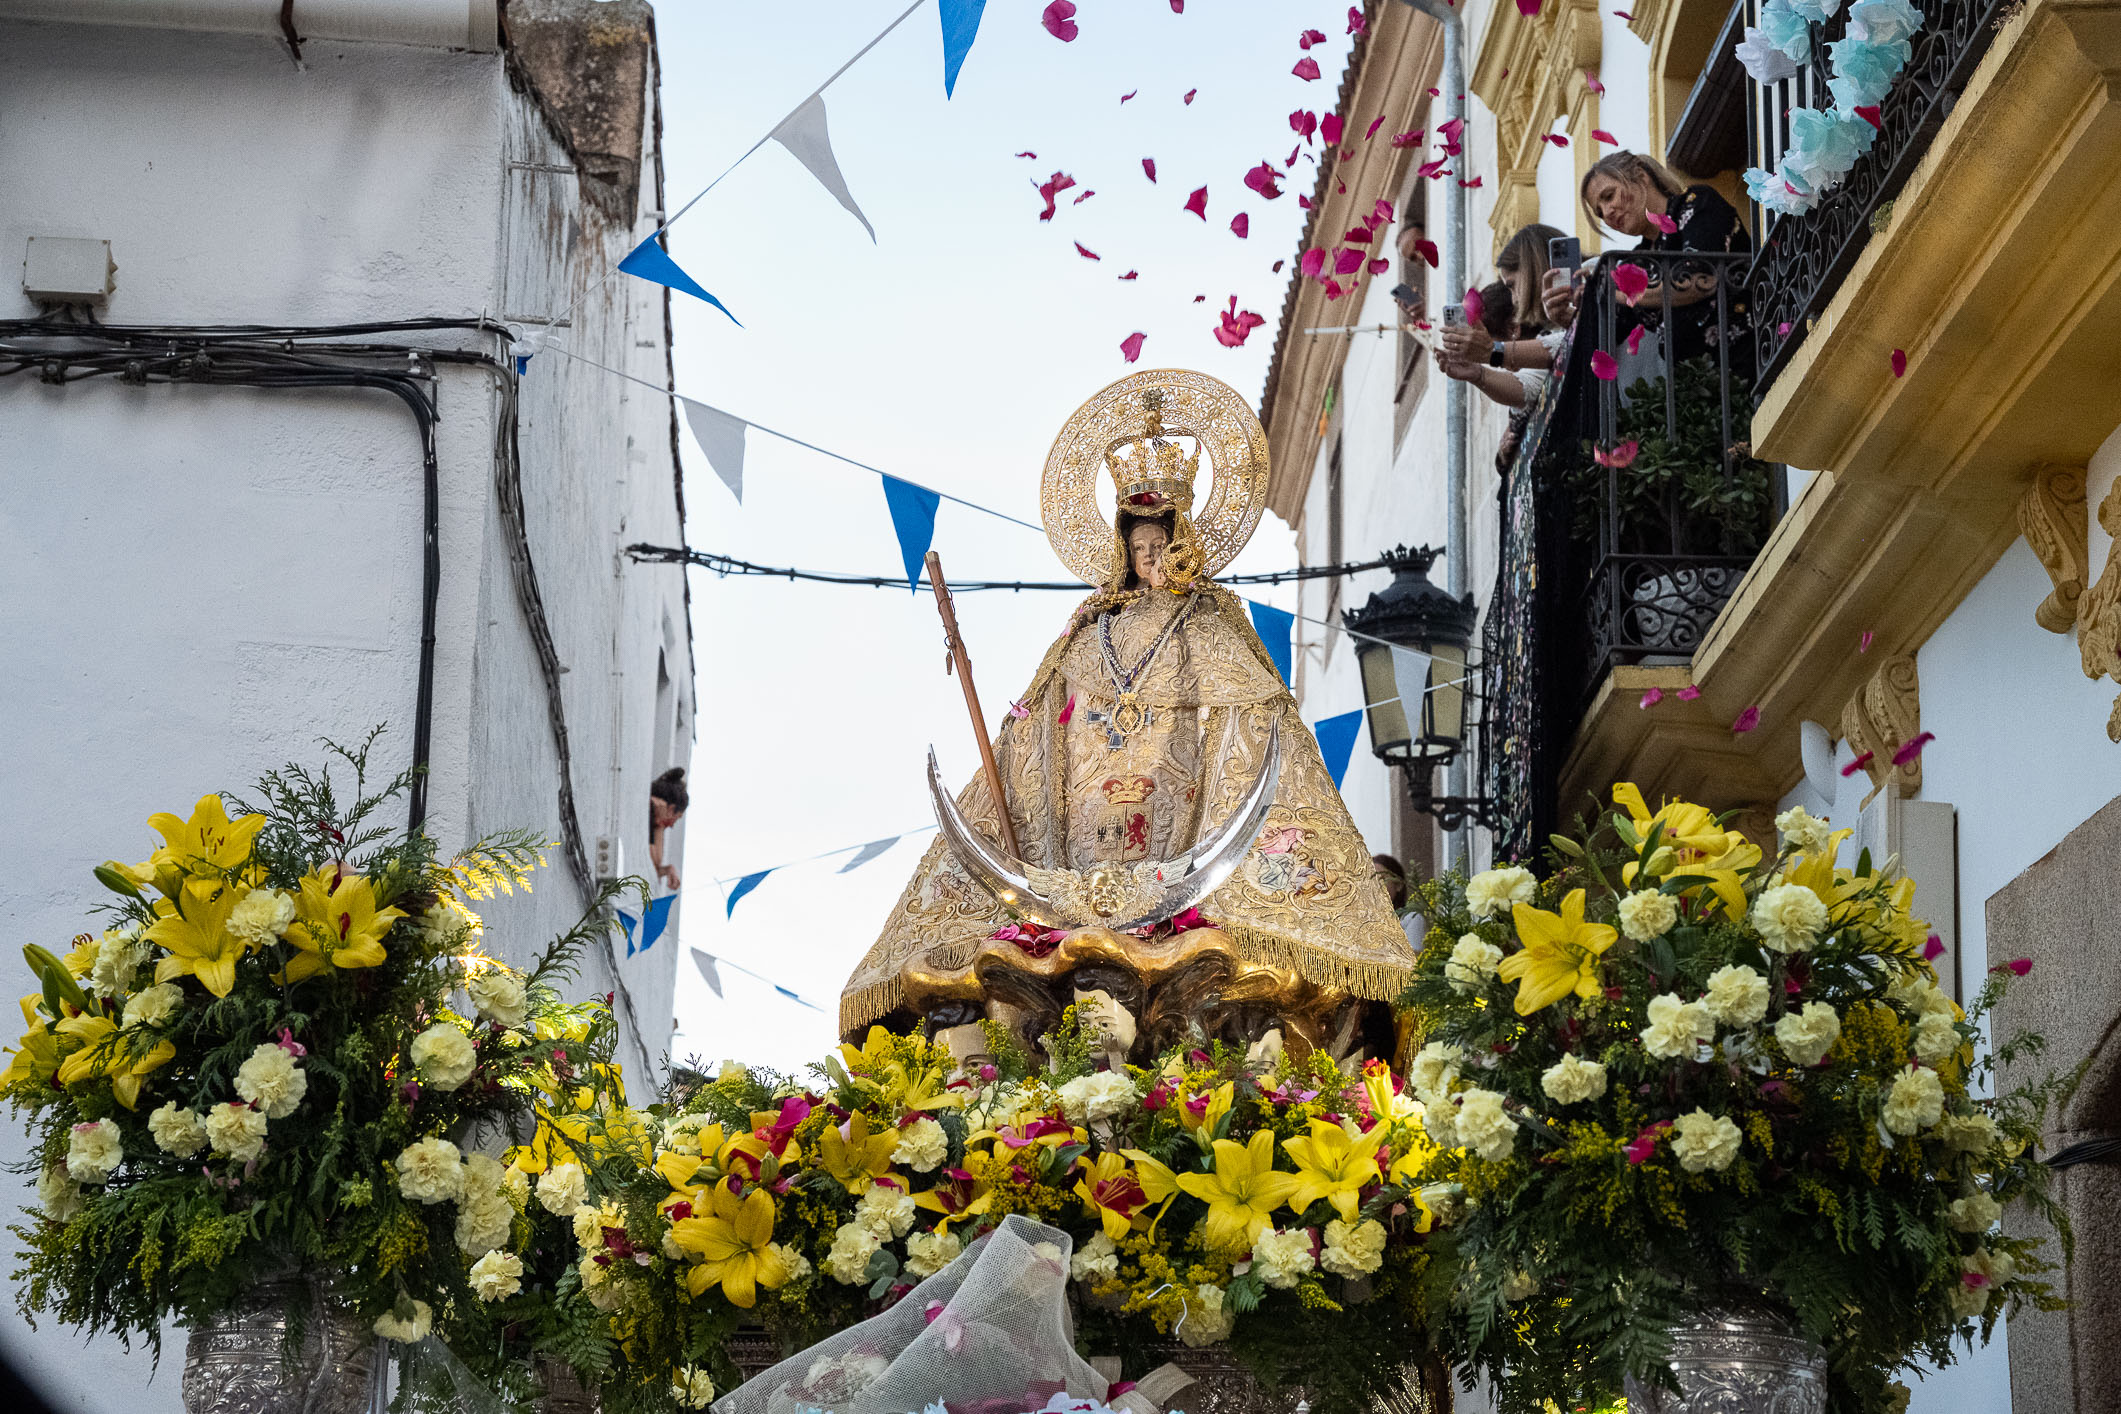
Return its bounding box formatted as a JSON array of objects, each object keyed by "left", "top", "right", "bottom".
[{"left": 1104, "top": 388, "right": 1200, "bottom": 514}]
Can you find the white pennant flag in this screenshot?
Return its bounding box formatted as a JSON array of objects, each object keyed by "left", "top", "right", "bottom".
[
  {"left": 681, "top": 398, "right": 748, "bottom": 504},
  {"left": 691, "top": 947, "right": 725, "bottom": 999},
  {"left": 770, "top": 94, "right": 877, "bottom": 243},
  {"left": 837, "top": 837, "right": 900, "bottom": 873}
]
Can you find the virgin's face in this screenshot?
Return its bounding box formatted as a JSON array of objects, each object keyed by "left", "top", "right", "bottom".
[
  {"left": 1128, "top": 523, "right": 1168, "bottom": 583},
  {"left": 1588, "top": 173, "right": 1651, "bottom": 237}
]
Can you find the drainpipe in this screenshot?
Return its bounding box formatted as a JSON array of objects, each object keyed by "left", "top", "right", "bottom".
[{"left": 1396, "top": 0, "right": 1470, "bottom": 872}]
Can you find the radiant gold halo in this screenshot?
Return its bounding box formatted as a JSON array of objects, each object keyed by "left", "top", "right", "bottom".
[{"left": 1040, "top": 368, "right": 1270, "bottom": 585}]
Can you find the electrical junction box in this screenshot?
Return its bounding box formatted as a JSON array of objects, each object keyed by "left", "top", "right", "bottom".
[{"left": 22, "top": 236, "right": 115, "bottom": 303}]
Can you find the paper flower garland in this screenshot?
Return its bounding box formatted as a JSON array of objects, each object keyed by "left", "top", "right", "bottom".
[{"left": 1735, "top": 0, "right": 1923, "bottom": 217}]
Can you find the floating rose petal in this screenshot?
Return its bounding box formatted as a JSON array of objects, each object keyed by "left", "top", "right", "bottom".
[
  {"left": 1676, "top": 684, "right": 1701, "bottom": 701},
  {"left": 1183, "top": 186, "right": 1209, "bottom": 219},
  {"left": 1891, "top": 731, "right": 1935, "bottom": 767},
  {"left": 1518, "top": 0, "right": 1542, "bottom": 15},
  {"left": 1841, "top": 750, "right": 1874, "bottom": 777},
  {"left": 1591, "top": 349, "right": 1618, "bottom": 379},
  {"left": 1271, "top": 260, "right": 1285, "bottom": 273},
  {"left": 1614, "top": 8, "right": 1633, "bottom": 16},
  {"left": 1612, "top": 263, "right": 1650, "bottom": 305},
  {"left": 1343, "top": 226, "right": 1373, "bottom": 243},
  {"left": 1118, "top": 270, "right": 1138, "bottom": 280},
  {"left": 1626, "top": 325, "right": 1647, "bottom": 356},
  {"left": 1592, "top": 128, "right": 1619, "bottom": 144},
  {"left": 1300, "top": 248, "right": 1326, "bottom": 279},
  {"left": 1640, "top": 687, "right": 1664, "bottom": 709},
  {"left": 1392, "top": 131, "right": 1424, "bottom": 149},
  {"left": 1994, "top": 958, "right": 2033, "bottom": 977},
  {"left": 1184, "top": 88, "right": 1197, "bottom": 104},
  {"left": 1214, "top": 297, "right": 1267, "bottom": 348},
  {"left": 1291, "top": 109, "right": 1318, "bottom": 139},
  {"left": 1923, "top": 934, "right": 1946, "bottom": 960},
  {"left": 1860, "top": 629, "right": 1874, "bottom": 653},
  {"left": 1368, "top": 256, "right": 1390, "bottom": 275},
  {"left": 1413, "top": 238, "right": 1439, "bottom": 267},
  {"left": 1119, "top": 332, "right": 1146, "bottom": 363},
  {"left": 1348, "top": 5, "right": 1367, "bottom": 34},
  {"left": 1142, "top": 157, "right": 1157, "bottom": 183},
  {"left": 1365, "top": 115, "right": 1386, "bottom": 139},
  {"left": 1034, "top": 171, "right": 1076, "bottom": 220},
  {"left": 1373, "top": 197, "right": 1396, "bottom": 224},
  {"left": 1777, "top": 321, "right": 1793, "bottom": 337},
  {"left": 1298, "top": 194, "right": 1313, "bottom": 209},
  {"left": 1230, "top": 212, "right": 1249, "bottom": 238},
  {"left": 1059, "top": 693, "right": 1076, "bottom": 724},
  {"left": 1855, "top": 104, "right": 1883, "bottom": 129},
  {"left": 1586, "top": 69, "right": 1606, "bottom": 94},
  {"left": 1323, "top": 114, "right": 1345, "bottom": 145},
  {"left": 1041, "top": 1, "right": 1079, "bottom": 41},
  {"left": 1074, "top": 241, "right": 1101, "bottom": 260},
  {"left": 1072, "top": 189, "right": 1096, "bottom": 204},
  {"left": 1459, "top": 175, "right": 1484, "bottom": 188},
  {"left": 1171, "top": 0, "right": 1183, "bottom": 10},
  {"left": 1891, "top": 348, "right": 1907, "bottom": 377},
  {"left": 1285, "top": 145, "right": 1301, "bottom": 168},
  {"left": 1193, "top": 294, "right": 1207, "bottom": 303},
  {"left": 1334, "top": 247, "right": 1364, "bottom": 275},
  {"left": 1293, "top": 56, "right": 1321, "bottom": 81},
  {"left": 1647, "top": 209, "right": 1678, "bottom": 234},
  {"left": 1542, "top": 132, "right": 1570, "bottom": 147},
  {"left": 1008, "top": 699, "right": 1031, "bottom": 720},
  {"left": 1593, "top": 439, "right": 1640, "bottom": 469},
  {"left": 1298, "top": 28, "right": 1327, "bottom": 48},
  {"left": 1462, "top": 286, "right": 1485, "bottom": 327},
  {"left": 1325, "top": 278, "right": 1345, "bottom": 300},
  {"left": 1244, "top": 162, "right": 1283, "bottom": 198},
  {"left": 1438, "top": 116, "right": 1465, "bottom": 149},
  {"left": 1731, "top": 705, "right": 1762, "bottom": 733},
  {"left": 1015, "top": 150, "right": 1038, "bottom": 159},
  {"left": 1120, "top": 90, "right": 1137, "bottom": 103}
]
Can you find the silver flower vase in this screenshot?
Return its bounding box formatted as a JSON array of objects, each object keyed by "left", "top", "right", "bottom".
[
  {"left": 1622, "top": 1309, "right": 1827, "bottom": 1414},
  {"left": 181, "top": 1279, "right": 376, "bottom": 1414},
  {"left": 536, "top": 1355, "right": 601, "bottom": 1414}
]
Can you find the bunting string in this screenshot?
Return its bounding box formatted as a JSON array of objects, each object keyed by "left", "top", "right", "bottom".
[
  {"left": 689, "top": 947, "right": 831, "bottom": 1014},
  {"left": 625, "top": 544, "right": 1395, "bottom": 592}
]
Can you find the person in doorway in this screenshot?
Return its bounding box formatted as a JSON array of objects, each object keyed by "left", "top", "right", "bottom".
[
  {"left": 1435, "top": 223, "right": 1568, "bottom": 410},
  {"left": 650, "top": 766, "right": 687, "bottom": 891},
  {"left": 1392, "top": 223, "right": 1430, "bottom": 326}
]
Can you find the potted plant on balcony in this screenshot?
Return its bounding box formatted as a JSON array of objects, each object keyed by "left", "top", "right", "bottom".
[
  {"left": 6, "top": 734, "right": 633, "bottom": 1414},
  {"left": 1399, "top": 788, "right": 2070, "bottom": 1414}
]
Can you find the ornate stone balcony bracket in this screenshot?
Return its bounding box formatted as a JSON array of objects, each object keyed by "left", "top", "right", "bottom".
[
  {"left": 1841, "top": 654, "right": 1922, "bottom": 802},
  {"left": 2018, "top": 465, "right": 2088, "bottom": 633}
]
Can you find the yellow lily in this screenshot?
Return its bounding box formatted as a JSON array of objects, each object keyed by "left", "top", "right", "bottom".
[
  {"left": 143, "top": 794, "right": 267, "bottom": 896},
  {"left": 283, "top": 868, "right": 403, "bottom": 982},
  {"left": 3, "top": 997, "right": 63, "bottom": 1093},
  {"left": 1612, "top": 784, "right": 1760, "bottom": 918},
  {"left": 1386, "top": 1121, "right": 1440, "bottom": 1202},
  {"left": 1497, "top": 889, "right": 1618, "bottom": 1014},
  {"left": 1176, "top": 1080, "right": 1234, "bottom": 1135},
  {"left": 1175, "top": 1130, "right": 1302, "bottom": 1253},
  {"left": 1361, "top": 1060, "right": 1397, "bottom": 1123},
  {"left": 817, "top": 1112, "right": 899, "bottom": 1194},
  {"left": 839, "top": 1026, "right": 964, "bottom": 1111},
  {"left": 147, "top": 880, "right": 249, "bottom": 997},
  {"left": 913, "top": 1167, "right": 994, "bottom": 1234},
  {"left": 55, "top": 1013, "right": 175, "bottom": 1109},
  {"left": 670, "top": 1182, "right": 787, "bottom": 1308},
  {"left": 1282, "top": 1117, "right": 1388, "bottom": 1224},
  {"left": 62, "top": 936, "right": 100, "bottom": 980},
  {"left": 1074, "top": 1152, "right": 1154, "bottom": 1241}
]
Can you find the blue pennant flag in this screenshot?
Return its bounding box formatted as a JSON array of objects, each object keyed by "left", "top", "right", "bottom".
[
  {"left": 618, "top": 892, "right": 677, "bottom": 956},
  {"left": 618, "top": 234, "right": 741, "bottom": 326},
  {"left": 1313, "top": 709, "right": 1365, "bottom": 790},
  {"left": 881, "top": 475, "right": 941, "bottom": 592},
  {"left": 939, "top": 0, "right": 988, "bottom": 97},
  {"left": 1248, "top": 601, "right": 1295, "bottom": 685},
  {"left": 724, "top": 870, "right": 773, "bottom": 917}
]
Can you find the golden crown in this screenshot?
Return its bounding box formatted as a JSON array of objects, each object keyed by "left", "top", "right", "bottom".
[{"left": 1103, "top": 389, "right": 1200, "bottom": 514}]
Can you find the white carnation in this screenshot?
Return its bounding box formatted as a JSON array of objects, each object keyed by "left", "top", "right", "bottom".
[
  {"left": 410, "top": 1023, "right": 478, "bottom": 1091},
  {"left": 396, "top": 1137, "right": 465, "bottom": 1204},
  {"left": 38, "top": 1164, "right": 84, "bottom": 1222},
  {"left": 1540, "top": 1053, "right": 1608, "bottom": 1105},
  {"left": 469, "top": 1248, "right": 524, "bottom": 1301},
  {"left": 1617, "top": 890, "right": 1678, "bottom": 942},
  {"left": 1641, "top": 993, "right": 1715, "bottom": 1060},
  {"left": 1913, "top": 1011, "right": 1961, "bottom": 1065},
  {"left": 148, "top": 1102, "right": 209, "bottom": 1157},
  {"left": 1668, "top": 1109, "right": 1742, "bottom": 1173},
  {"left": 537, "top": 1162, "right": 587, "bottom": 1216},
  {"left": 466, "top": 969, "right": 530, "bottom": 1029},
  {"left": 1056, "top": 1069, "right": 1137, "bottom": 1126},
  {"left": 122, "top": 982, "right": 184, "bottom": 1030},
  {"left": 1500, "top": 1269, "right": 1540, "bottom": 1301},
  {"left": 1947, "top": 1192, "right": 2002, "bottom": 1233},
  {"left": 773, "top": 1241, "right": 812, "bottom": 1283},
  {"left": 1752, "top": 883, "right": 1829, "bottom": 953},
  {"left": 1454, "top": 1089, "right": 1517, "bottom": 1161},
  {"left": 822, "top": 1221, "right": 882, "bottom": 1285},
  {"left": 1883, "top": 1065, "right": 1945, "bottom": 1136},
  {"left": 463, "top": 1153, "right": 506, "bottom": 1198},
  {"left": 234, "top": 1043, "right": 307, "bottom": 1120},
  {"left": 1445, "top": 935, "right": 1504, "bottom": 992},
  {"left": 1409, "top": 1041, "right": 1463, "bottom": 1101},
  {"left": 1889, "top": 974, "right": 1956, "bottom": 1019},
  {"left": 372, "top": 1300, "right": 433, "bottom": 1343},
  {"left": 66, "top": 1119, "right": 123, "bottom": 1184},
  {"left": 855, "top": 1183, "right": 916, "bottom": 1240},
  {"left": 892, "top": 1117, "right": 949, "bottom": 1173},
  {"left": 1774, "top": 806, "right": 1834, "bottom": 855},
  {"left": 206, "top": 1102, "right": 268, "bottom": 1164},
  {"left": 456, "top": 1188, "right": 517, "bottom": 1256},
  {"left": 1071, "top": 1230, "right": 1120, "bottom": 1284},
  {"left": 1466, "top": 866, "right": 1537, "bottom": 919},
  {"left": 1703, "top": 964, "right": 1770, "bottom": 1027},
  {"left": 89, "top": 926, "right": 152, "bottom": 1001},
  {"left": 1321, "top": 1218, "right": 1387, "bottom": 1277},
  {"left": 672, "top": 1365, "right": 717, "bottom": 1410},
  {"left": 1251, "top": 1227, "right": 1317, "bottom": 1289},
  {"left": 573, "top": 1200, "right": 622, "bottom": 1249},
  {"left": 1775, "top": 1001, "right": 1842, "bottom": 1066},
  {"left": 1934, "top": 1112, "right": 1999, "bottom": 1155},
  {"left": 226, "top": 888, "right": 297, "bottom": 948},
  {"left": 1421, "top": 1100, "right": 1459, "bottom": 1149},
  {"left": 501, "top": 1163, "right": 530, "bottom": 1210},
  {"left": 1178, "top": 1283, "right": 1235, "bottom": 1347},
  {"left": 903, "top": 1227, "right": 962, "bottom": 1278}
]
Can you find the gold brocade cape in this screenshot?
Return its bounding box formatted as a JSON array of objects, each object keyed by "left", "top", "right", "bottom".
[{"left": 839, "top": 583, "right": 1417, "bottom": 1035}]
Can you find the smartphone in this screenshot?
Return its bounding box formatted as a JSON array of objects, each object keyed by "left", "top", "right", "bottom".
[
  {"left": 1442, "top": 303, "right": 1464, "bottom": 327},
  {"left": 1390, "top": 283, "right": 1420, "bottom": 306},
  {"left": 1548, "top": 235, "right": 1582, "bottom": 273}
]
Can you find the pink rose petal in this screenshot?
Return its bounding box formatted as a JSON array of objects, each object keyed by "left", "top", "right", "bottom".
[
  {"left": 1183, "top": 88, "right": 1197, "bottom": 104},
  {"left": 1626, "top": 326, "right": 1647, "bottom": 355},
  {"left": 1293, "top": 57, "right": 1321, "bottom": 81},
  {"left": 1592, "top": 128, "right": 1618, "bottom": 144},
  {"left": 1992, "top": 958, "right": 2032, "bottom": 977},
  {"left": 1372, "top": 198, "right": 1396, "bottom": 224},
  {"left": 1586, "top": 69, "right": 1606, "bottom": 95},
  {"left": 1924, "top": 934, "right": 1946, "bottom": 960},
  {"left": 1731, "top": 705, "right": 1762, "bottom": 734},
  {"left": 1841, "top": 750, "right": 1874, "bottom": 778},
  {"left": 1639, "top": 687, "right": 1664, "bottom": 709},
  {"left": 1298, "top": 28, "right": 1327, "bottom": 48},
  {"left": 1461, "top": 286, "right": 1485, "bottom": 327},
  {"left": 1119, "top": 332, "right": 1146, "bottom": 363},
  {"left": 1120, "top": 90, "right": 1137, "bottom": 104},
  {"left": 1322, "top": 114, "right": 1345, "bottom": 145},
  {"left": 1890, "top": 731, "right": 1935, "bottom": 767},
  {"left": 1368, "top": 256, "right": 1390, "bottom": 275},
  {"left": 1230, "top": 212, "right": 1250, "bottom": 238},
  {"left": 1300, "top": 249, "right": 1326, "bottom": 279},
  {"left": 1891, "top": 348, "right": 1907, "bottom": 377},
  {"left": 1291, "top": 109, "right": 1318, "bottom": 140},
  {"left": 1334, "top": 247, "right": 1364, "bottom": 275},
  {"left": 1859, "top": 629, "right": 1875, "bottom": 653},
  {"left": 1612, "top": 263, "right": 1650, "bottom": 305},
  {"left": 1542, "top": 132, "right": 1570, "bottom": 147},
  {"left": 1365, "top": 115, "right": 1386, "bottom": 139},
  {"left": 1034, "top": 171, "right": 1076, "bottom": 221},
  {"left": 1015, "top": 150, "right": 1038, "bottom": 159},
  {"left": 1677, "top": 685, "right": 1701, "bottom": 701},
  {"left": 1348, "top": 6, "right": 1367, "bottom": 35},
  {"left": 1855, "top": 105, "right": 1882, "bottom": 130},
  {"left": 1118, "top": 270, "right": 1138, "bottom": 280},
  {"left": 1614, "top": 8, "right": 1633, "bottom": 16},
  {"left": 1183, "top": 186, "right": 1208, "bottom": 219},
  {"left": 1142, "top": 157, "right": 1157, "bottom": 183},
  {"left": 1271, "top": 260, "right": 1285, "bottom": 273},
  {"left": 1008, "top": 699, "right": 1031, "bottom": 720},
  {"left": 1213, "top": 297, "right": 1267, "bottom": 348},
  {"left": 1072, "top": 189, "right": 1096, "bottom": 205},
  {"left": 1413, "top": 238, "right": 1439, "bottom": 268},
  {"left": 1518, "top": 0, "right": 1542, "bottom": 15},
  {"left": 1059, "top": 693, "right": 1076, "bottom": 724},
  {"left": 1041, "top": 1, "right": 1079, "bottom": 42},
  {"left": 1591, "top": 349, "right": 1618, "bottom": 380},
  {"left": 1074, "top": 241, "right": 1101, "bottom": 260},
  {"left": 1245, "top": 161, "right": 1283, "bottom": 199},
  {"left": 1459, "top": 175, "right": 1484, "bottom": 188},
  {"left": 1647, "top": 209, "right": 1678, "bottom": 234},
  {"left": 1392, "top": 130, "right": 1424, "bottom": 149}
]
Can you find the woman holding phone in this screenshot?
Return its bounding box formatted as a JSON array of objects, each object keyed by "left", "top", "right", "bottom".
[{"left": 1435, "top": 222, "right": 1568, "bottom": 410}]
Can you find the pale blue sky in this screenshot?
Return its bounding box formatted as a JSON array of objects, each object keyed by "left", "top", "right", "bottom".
[{"left": 660, "top": 1, "right": 1361, "bottom": 1073}]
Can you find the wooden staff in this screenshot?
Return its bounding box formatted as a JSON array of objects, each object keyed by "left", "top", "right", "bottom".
[{"left": 925, "top": 550, "right": 1023, "bottom": 860}]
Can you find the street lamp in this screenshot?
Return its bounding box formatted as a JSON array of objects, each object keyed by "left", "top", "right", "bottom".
[{"left": 1341, "top": 545, "right": 1497, "bottom": 830}]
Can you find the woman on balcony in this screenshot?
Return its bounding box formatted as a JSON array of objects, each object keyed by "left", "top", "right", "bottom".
[{"left": 1434, "top": 222, "right": 1567, "bottom": 411}]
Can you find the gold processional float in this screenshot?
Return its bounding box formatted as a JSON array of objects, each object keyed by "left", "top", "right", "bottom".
[{"left": 839, "top": 370, "right": 1418, "bottom": 1069}]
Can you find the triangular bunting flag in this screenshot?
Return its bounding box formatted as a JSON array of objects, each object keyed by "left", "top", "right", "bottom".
[
  {"left": 838, "top": 837, "right": 900, "bottom": 873},
  {"left": 691, "top": 947, "right": 724, "bottom": 999},
  {"left": 681, "top": 399, "right": 749, "bottom": 503},
  {"left": 724, "top": 870, "right": 773, "bottom": 917},
  {"left": 1248, "top": 601, "right": 1295, "bottom": 685},
  {"left": 1313, "top": 709, "right": 1365, "bottom": 789},
  {"left": 1389, "top": 647, "right": 1432, "bottom": 708},
  {"left": 938, "top": 0, "right": 988, "bottom": 97},
  {"left": 770, "top": 95, "right": 876, "bottom": 243},
  {"left": 618, "top": 235, "right": 741, "bottom": 326},
  {"left": 621, "top": 893, "right": 678, "bottom": 956},
  {"left": 881, "top": 476, "right": 941, "bottom": 592}
]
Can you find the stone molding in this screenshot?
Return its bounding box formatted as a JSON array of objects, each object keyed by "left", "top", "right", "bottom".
[
  {"left": 2019, "top": 464, "right": 2090, "bottom": 632},
  {"left": 1839, "top": 653, "right": 1921, "bottom": 799}
]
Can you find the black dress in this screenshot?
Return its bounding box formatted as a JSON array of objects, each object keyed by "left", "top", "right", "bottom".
[{"left": 1623, "top": 184, "right": 1753, "bottom": 371}]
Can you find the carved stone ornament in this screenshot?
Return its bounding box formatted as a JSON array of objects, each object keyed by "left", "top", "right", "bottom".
[
  {"left": 1621, "top": 1309, "right": 1828, "bottom": 1414},
  {"left": 180, "top": 1279, "right": 375, "bottom": 1414},
  {"left": 2078, "top": 473, "right": 2121, "bottom": 741},
  {"left": 1841, "top": 653, "right": 1921, "bottom": 798},
  {"left": 2018, "top": 465, "right": 2088, "bottom": 633}
]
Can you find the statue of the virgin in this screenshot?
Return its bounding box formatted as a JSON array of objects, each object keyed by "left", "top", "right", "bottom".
[{"left": 839, "top": 371, "right": 1416, "bottom": 1063}]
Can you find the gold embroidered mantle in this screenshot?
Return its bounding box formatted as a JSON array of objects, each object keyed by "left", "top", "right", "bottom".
[{"left": 840, "top": 584, "right": 1416, "bottom": 1035}]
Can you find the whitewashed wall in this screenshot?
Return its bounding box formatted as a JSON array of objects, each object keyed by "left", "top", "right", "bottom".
[{"left": 0, "top": 19, "right": 692, "bottom": 1409}]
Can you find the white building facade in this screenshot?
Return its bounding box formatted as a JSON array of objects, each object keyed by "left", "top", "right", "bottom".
[{"left": 0, "top": 3, "right": 695, "bottom": 1406}]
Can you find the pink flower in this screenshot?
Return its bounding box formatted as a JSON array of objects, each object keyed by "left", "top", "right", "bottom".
[
  {"left": 1639, "top": 687, "right": 1664, "bottom": 709},
  {"left": 1612, "top": 263, "right": 1650, "bottom": 305},
  {"left": 275, "top": 1027, "right": 307, "bottom": 1057},
  {"left": 2004, "top": 958, "right": 2033, "bottom": 976},
  {"left": 1183, "top": 186, "right": 1209, "bottom": 219},
  {"left": 1623, "top": 1121, "right": 1671, "bottom": 1165},
  {"left": 1591, "top": 349, "right": 1618, "bottom": 380},
  {"left": 1007, "top": 699, "right": 1030, "bottom": 720},
  {"left": 1293, "top": 56, "right": 1322, "bottom": 81},
  {"left": 1142, "top": 157, "right": 1157, "bottom": 183},
  {"left": 1890, "top": 731, "right": 1935, "bottom": 767},
  {"left": 1120, "top": 331, "right": 1147, "bottom": 363},
  {"left": 1676, "top": 684, "right": 1701, "bottom": 701},
  {"left": 1041, "top": 1, "right": 1079, "bottom": 41},
  {"left": 1891, "top": 348, "right": 1908, "bottom": 377},
  {"left": 1230, "top": 213, "right": 1250, "bottom": 239},
  {"left": 1731, "top": 705, "right": 1762, "bottom": 733},
  {"left": 1592, "top": 128, "right": 1618, "bottom": 144}
]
